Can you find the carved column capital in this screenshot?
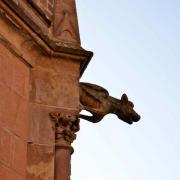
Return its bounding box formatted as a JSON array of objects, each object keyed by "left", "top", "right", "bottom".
[{"left": 50, "top": 112, "right": 80, "bottom": 145}]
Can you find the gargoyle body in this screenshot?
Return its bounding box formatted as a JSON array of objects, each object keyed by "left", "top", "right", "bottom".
[{"left": 79, "top": 82, "right": 140, "bottom": 124}]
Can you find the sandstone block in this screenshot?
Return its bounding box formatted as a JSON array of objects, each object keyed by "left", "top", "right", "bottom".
[{"left": 27, "top": 143, "right": 54, "bottom": 180}]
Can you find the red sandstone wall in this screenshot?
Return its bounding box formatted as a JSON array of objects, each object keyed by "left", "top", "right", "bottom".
[
  {"left": 0, "top": 1, "right": 83, "bottom": 179},
  {"left": 0, "top": 43, "right": 30, "bottom": 180}
]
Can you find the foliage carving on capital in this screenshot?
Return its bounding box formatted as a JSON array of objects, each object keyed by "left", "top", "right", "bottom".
[{"left": 49, "top": 112, "right": 80, "bottom": 144}]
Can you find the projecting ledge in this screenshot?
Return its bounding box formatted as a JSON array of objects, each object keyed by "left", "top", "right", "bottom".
[{"left": 0, "top": 0, "right": 93, "bottom": 76}]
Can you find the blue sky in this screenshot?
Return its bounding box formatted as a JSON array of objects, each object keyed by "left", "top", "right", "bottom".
[{"left": 72, "top": 1, "right": 180, "bottom": 180}]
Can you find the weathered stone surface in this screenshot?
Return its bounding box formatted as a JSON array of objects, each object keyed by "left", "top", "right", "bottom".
[
  {"left": 0, "top": 127, "right": 13, "bottom": 167},
  {"left": 28, "top": 103, "right": 55, "bottom": 145},
  {"left": 0, "top": 163, "right": 26, "bottom": 180},
  {"left": 0, "top": 43, "right": 30, "bottom": 98},
  {"left": 34, "top": 56, "right": 80, "bottom": 77},
  {"left": 0, "top": 30, "right": 29, "bottom": 180},
  {"left": 0, "top": 43, "right": 30, "bottom": 140},
  {"left": 30, "top": 58, "right": 80, "bottom": 109},
  {"left": 27, "top": 143, "right": 54, "bottom": 180},
  {"left": 0, "top": 14, "right": 37, "bottom": 67},
  {"left": 0, "top": 127, "right": 27, "bottom": 176},
  {"left": 0, "top": 164, "right": 12, "bottom": 180},
  {"left": 0, "top": 84, "right": 29, "bottom": 139},
  {"left": 12, "top": 136, "right": 27, "bottom": 176},
  {"left": 14, "top": 98, "right": 29, "bottom": 140}
]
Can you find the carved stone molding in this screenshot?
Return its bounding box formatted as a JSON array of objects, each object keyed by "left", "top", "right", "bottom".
[
  {"left": 28, "top": 0, "right": 54, "bottom": 23},
  {"left": 53, "top": 0, "right": 80, "bottom": 44},
  {"left": 0, "top": 0, "right": 93, "bottom": 77},
  {"left": 49, "top": 112, "right": 80, "bottom": 145}
]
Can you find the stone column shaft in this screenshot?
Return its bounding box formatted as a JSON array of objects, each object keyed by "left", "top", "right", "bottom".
[
  {"left": 50, "top": 112, "right": 80, "bottom": 180},
  {"left": 55, "top": 144, "right": 72, "bottom": 180}
]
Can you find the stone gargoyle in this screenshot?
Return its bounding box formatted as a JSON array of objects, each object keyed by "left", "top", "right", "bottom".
[{"left": 79, "top": 82, "right": 140, "bottom": 124}]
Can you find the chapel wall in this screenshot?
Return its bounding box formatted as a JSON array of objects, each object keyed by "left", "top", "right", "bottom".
[{"left": 0, "top": 43, "right": 30, "bottom": 180}]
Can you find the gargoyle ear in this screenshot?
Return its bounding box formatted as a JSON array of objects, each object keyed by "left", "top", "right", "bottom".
[{"left": 121, "top": 94, "right": 128, "bottom": 102}]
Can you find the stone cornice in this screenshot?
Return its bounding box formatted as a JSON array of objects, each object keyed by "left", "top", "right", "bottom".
[{"left": 0, "top": 0, "right": 93, "bottom": 76}]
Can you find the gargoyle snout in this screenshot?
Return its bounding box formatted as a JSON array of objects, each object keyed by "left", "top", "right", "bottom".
[
  {"left": 133, "top": 113, "right": 141, "bottom": 122},
  {"left": 130, "top": 108, "right": 141, "bottom": 122}
]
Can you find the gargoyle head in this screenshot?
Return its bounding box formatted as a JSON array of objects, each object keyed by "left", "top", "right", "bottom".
[{"left": 116, "top": 94, "right": 141, "bottom": 124}]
